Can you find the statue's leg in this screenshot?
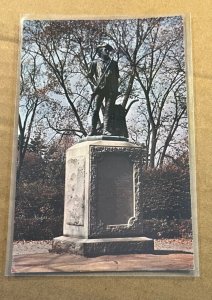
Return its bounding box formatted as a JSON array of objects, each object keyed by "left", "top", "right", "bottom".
[
  {"left": 103, "top": 94, "right": 116, "bottom": 135},
  {"left": 89, "top": 94, "right": 104, "bottom": 135}
]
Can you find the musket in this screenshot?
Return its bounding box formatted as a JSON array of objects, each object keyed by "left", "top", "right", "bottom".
[{"left": 86, "top": 56, "right": 114, "bottom": 115}]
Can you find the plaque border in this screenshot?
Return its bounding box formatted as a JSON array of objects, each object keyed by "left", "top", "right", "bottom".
[{"left": 88, "top": 145, "right": 145, "bottom": 238}]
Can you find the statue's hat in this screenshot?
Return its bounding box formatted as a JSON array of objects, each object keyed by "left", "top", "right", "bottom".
[{"left": 96, "top": 43, "right": 114, "bottom": 52}]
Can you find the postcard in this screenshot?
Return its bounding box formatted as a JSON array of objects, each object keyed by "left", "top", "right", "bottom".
[{"left": 6, "top": 15, "right": 198, "bottom": 275}]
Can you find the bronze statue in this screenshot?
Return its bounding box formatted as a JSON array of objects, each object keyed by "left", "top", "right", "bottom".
[{"left": 87, "top": 44, "right": 119, "bottom": 136}]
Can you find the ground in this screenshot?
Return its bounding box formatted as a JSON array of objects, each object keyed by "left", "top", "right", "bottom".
[{"left": 10, "top": 239, "right": 194, "bottom": 274}]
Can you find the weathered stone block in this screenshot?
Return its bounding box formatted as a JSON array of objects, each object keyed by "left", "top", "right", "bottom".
[
  {"left": 52, "top": 139, "right": 154, "bottom": 256},
  {"left": 52, "top": 236, "right": 154, "bottom": 257}
]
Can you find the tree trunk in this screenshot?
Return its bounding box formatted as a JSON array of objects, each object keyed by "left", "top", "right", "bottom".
[{"left": 149, "top": 127, "right": 157, "bottom": 168}]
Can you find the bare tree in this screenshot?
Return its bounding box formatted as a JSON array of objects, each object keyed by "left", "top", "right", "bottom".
[
  {"left": 20, "top": 17, "right": 188, "bottom": 169},
  {"left": 111, "top": 17, "right": 187, "bottom": 168},
  {"left": 17, "top": 49, "right": 48, "bottom": 180}
]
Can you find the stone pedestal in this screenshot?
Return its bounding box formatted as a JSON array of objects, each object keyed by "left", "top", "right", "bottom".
[{"left": 52, "top": 138, "right": 154, "bottom": 256}]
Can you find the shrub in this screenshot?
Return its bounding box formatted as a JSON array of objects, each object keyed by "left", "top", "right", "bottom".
[
  {"left": 141, "top": 166, "right": 191, "bottom": 220},
  {"left": 14, "top": 216, "right": 63, "bottom": 240},
  {"left": 14, "top": 181, "right": 64, "bottom": 240},
  {"left": 143, "top": 219, "right": 192, "bottom": 239}
]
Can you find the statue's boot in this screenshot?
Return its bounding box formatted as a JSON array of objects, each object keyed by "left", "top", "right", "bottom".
[
  {"left": 89, "top": 113, "right": 98, "bottom": 136},
  {"left": 103, "top": 130, "right": 112, "bottom": 135},
  {"left": 103, "top": 116, "right": 112, "bottom": 136}
]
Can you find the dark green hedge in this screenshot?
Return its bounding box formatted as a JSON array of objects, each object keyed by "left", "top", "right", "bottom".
[
  {"left": 143, "top": 219, "right": 192, "bottom": 239},
  {"left": 14, "top": 216, "right": 63, "bottom": 240},
  {"left": 141, "top": 167, "right": 191, "bottom": 220},
  {"left": 14, "top": 181, "right": 64, "bottom": 240}
]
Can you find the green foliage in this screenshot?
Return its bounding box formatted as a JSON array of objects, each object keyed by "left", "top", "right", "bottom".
[
  {"left": 14, "top": 216, "right": 63, "bottom": 240},
  {"left": 141, "top": 165, "right": 191, "bottom": 220},
  {"left": 14, "top": 136, "right": 67, "bottom": 240},
  {"left": 143, "top": 219, "right": 192, "bottom": 239},
  {"left": 14, "top": 180, "right": 64, "bottom": 240},
  {"left": 15, "top": 181, "right": 64, "bottom": 218}
]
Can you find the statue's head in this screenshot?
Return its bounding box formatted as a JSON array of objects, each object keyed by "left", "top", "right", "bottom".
[{"left": 96, "top": 44, "right": 114, "bottom": 60}]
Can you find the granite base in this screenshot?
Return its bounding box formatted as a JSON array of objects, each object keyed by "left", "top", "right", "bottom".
[{"left": 51, "top": 236, "right": 154, "bottom": 257}]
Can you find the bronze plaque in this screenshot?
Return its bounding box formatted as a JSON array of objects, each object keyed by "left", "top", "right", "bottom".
[{"left": 97, "top": 153, "right": 133, "bottom": 225}]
